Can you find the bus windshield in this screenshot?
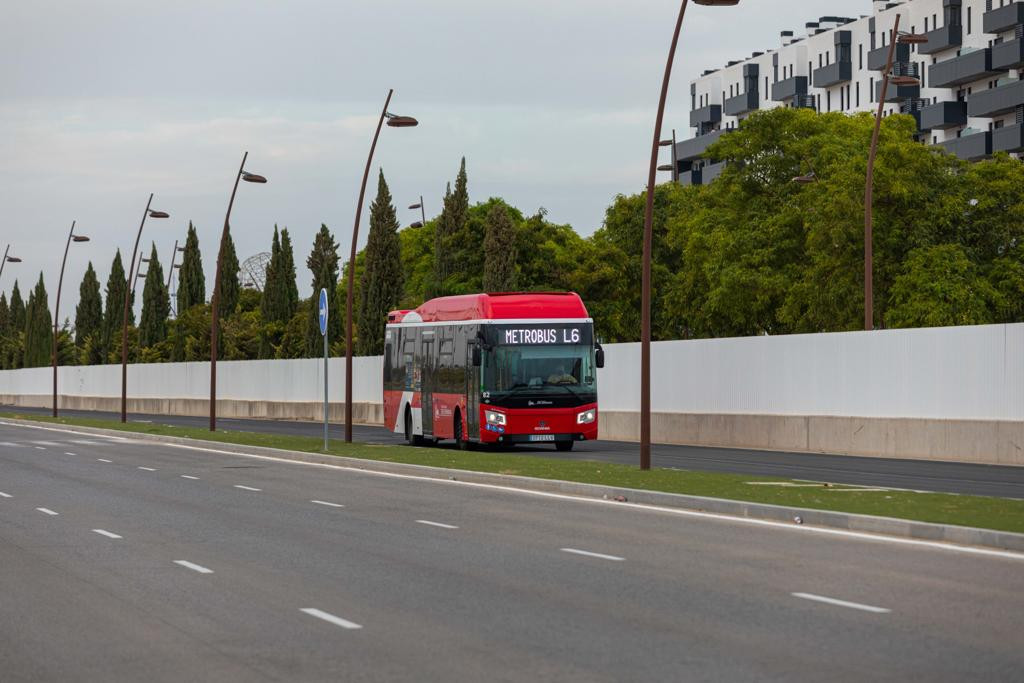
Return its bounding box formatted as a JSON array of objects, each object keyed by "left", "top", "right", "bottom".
[{"left": 482, "top": 344, "right": 596, "bottom": 398}]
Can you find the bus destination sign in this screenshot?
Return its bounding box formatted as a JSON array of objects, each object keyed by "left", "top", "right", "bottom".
[{"left": 486, "top": 323, "right": 593, "bottom": 347}]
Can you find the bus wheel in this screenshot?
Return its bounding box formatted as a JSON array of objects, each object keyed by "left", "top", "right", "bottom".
[
  {"left": 405, "top": 408, "right": 423, "bottom": 447},
  {"left": 454, "top": 411, "right": 471, "bottom": 451},
  {"left": 555, "top": 441, "right": 574, "bottom": 452}
]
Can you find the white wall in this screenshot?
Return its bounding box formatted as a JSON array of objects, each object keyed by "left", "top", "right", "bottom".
[{"left": 1, "top": 323, "right": 1022, "bottom": 421}]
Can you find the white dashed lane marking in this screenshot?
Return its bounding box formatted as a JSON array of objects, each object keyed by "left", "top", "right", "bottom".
[
  {"left": 300, "top": 608, "right": 362, "bottom": 630},
  {"left": 174, "top": 560, "right": 214, "bottom": 574},
  {"left": 415, "top": 520, "right": 459, "bottom": 530},
  {"left": 0, "top": 492, "right": 11, "bottom": 498},
  {"left": 180, "top": 475, "right": 200, "bottom": 480},
  {"left": 92, "top": 529, "right": 123, "bottom": 539},
  {"left": 560, "top": 548, "right": 625, "bottom": 562},
  {"left": 36, "top": 507, "right": 59, "bottom": 516},
  {"left": 792, "top": 593, "right": 891, "bottom": 614},
  {"left": 311, "top": 500, "right": 345, "bottom": 508},
  {"left": 234, "top": 485, "right": 261, "bottom": 492},
  {"left": 137, "top": 467, "right": 156, "bottom": 472},
  {"left": 97, "top": 458, "right": 112, "bottom": 463}
]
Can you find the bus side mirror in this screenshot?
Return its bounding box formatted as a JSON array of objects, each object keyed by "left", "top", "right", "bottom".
[
  {"left": 595, "top": 344, "right": 605, "bottom": 369},
  {"left": 472, "top": 345, "right": 482, "bottom": 367}
]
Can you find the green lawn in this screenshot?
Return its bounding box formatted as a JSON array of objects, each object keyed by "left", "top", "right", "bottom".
[{"left": 4, "top": 412, "right": 1024, "bottom": 534}]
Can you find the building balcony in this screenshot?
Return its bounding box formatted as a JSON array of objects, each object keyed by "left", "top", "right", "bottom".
[
  {"left": 675, "top": 129, "right": 728, "bottom": 162},
  {"left": 867, "top": 43, "right": 910, "bottom": 71},
  {"left": 929, "top": 48, "right": 999, "bottom": 88},
  {"left": 794, "top": 94, "right": 817, "bottom": 110},
  {"left": 689, "top": 104, "right": 722, "bottom": 128},
  {"left": 812, "top": 61, "right": 852, "bottom": 88},
  {"left": 983, "top": 1, "right": 1024, "bottom": 35},
  {"left": 992, "top": 38, "right": 1024, "bottom": 71},
  {"left": 876, "top": 80, "right": 920, "bottom": 103},
  {"left": 680, "top": 168, "right": 702, "bottom": 186},
  {"left": 919, "top": 24, "right": 963, "bottom": 55},
  {"left": 993, "top": 123, "right": 1024, "bottom": 153},
  {"left": 967, "top": 78, "right": 1024, "bottom": 118},
  {"left": 918, "top": 100, "right": 968, "bottom": 130},
  {"left": 771, "top": 76, "right": 808, "bottom": 102},
  {"left": 939, "top": 130, "right": 992, "bottom": 160},
  {"left": 724, "top": 90, "right": 759, "bottom": 116},
  {"left": 703, "top": 161, "right": 727, "bottom": 184}
]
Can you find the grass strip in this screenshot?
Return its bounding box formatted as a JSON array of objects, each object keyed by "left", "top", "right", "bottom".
[{"left": 4, "top": 412, "right": 1024, "bottom": 534}]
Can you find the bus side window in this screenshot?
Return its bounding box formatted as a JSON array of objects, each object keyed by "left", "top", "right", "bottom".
[{"left": 384, "top": 343, "right": 393, "bottom": 388}]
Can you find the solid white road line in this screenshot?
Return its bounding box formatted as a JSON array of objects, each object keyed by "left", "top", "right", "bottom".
[
  {"left": 300, "top": 608, "right": 363, "bottom": 630},
  {"left": 174, "top": 560, "right": 214, "bottom": 574},
  {"left": 311, "top": 500, "right": 345, "bottom": 508},
  {"left": 9, "top": 419, "right": 1024, "bottom": 563},
  {"left": 234, "top": 485, "right": 261, "bottom": 492},
  {"left": 137, "top": 466, "right": 156, "bottom": 471},
  {"left": 792, "top": 592, "right": 891, "bottom": 614},
  {"left": 92, "top": 529, "right": 122, "bottom": 539},
  {"left": 561, "top": 548, "right": 625, "bottom": 562},
  {"left": 415, "top": 519, "right": 459, "bottom": 530},
  {"left": 97, "top": 458, "right": 112, "bottom": 463},
  {"left": 180, "top": 475, "right": 200, "bottom": 480},
  {"left": 0, "top": 491, "right": 11, "bottom": 498},
  {"left": 36, "top": 507, "right": 59, "bottom": 516}
]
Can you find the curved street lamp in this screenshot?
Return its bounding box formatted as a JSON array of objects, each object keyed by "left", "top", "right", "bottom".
[
  {"left": 0, "top": 244, "right": 22, "bottom": 284},
  {"left": 640, "top": 0, "right": 740, "bottom": 470},
  {"left": 210, "top": 152, "right": 266, "bottom": 431},
  {"left": 121, "top": 195, "right": 169, "bottom": 422},
  {"left": 344, "top": 91, "right": 418, "bottom": 442},
  {"left": 864, "top": 15, "right": 925, "bottom": 330},
  {"left": 408, "top": 197, "right": 426, "bottom": 229},
  {"left": 53, "top": 221, "right": 90, "bottom": 417}
]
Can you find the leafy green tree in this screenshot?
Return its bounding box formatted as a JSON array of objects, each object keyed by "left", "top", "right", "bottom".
[
  {"left": 483, "top": 202, "right": 518, "bottom": 291},
  {"left": 23, "top": 273, "right": 52, "bottom": 368},
  {"left": 989, "top": 244, "right": 1024, "bottom": 323},
  {"left": 139, "top": 243, "right": 170, "bottom": 349},
  {"left": 357, "top": 171, "right": 405, "bottom": 355},
  {"left": 399, "top": 219, "right": 436, "bottom": 308},
  {"left": 177, "top": 222, "right": 206, "bottom": 314},
  {"left": 278, "top": 302, "right": 310, "bottom": 359},
  {"left": 217, "top": 226, "right": 240, "bottom": 319},
  {"left": 102, "top": 251, "right": 132, "bottom": 363},
  {"left": 886, "top": 245, "right": 998, "bottom": 328},
  {"left": 306, "top": 224, "right": 341, "bottom": 355},
  {"left": 431, "top": 158, "right": 469, "bottom": 296}
]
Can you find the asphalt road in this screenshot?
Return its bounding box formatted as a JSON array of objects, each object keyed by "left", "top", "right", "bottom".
[
  {"left": 5, "top": 404, "right": 1024, "bottom": 499},
  {"left": 1, "top": 419, "right": 1022, "bottom": 681}
]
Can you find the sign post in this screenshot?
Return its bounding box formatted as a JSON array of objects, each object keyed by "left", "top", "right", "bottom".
[{"left": 319, "top": 288, "right": 329, "bottom": 451}]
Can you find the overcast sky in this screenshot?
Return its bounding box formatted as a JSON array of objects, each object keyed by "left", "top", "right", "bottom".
[{"left": 0, "top": 0, "right": 867, "bottom": 316}]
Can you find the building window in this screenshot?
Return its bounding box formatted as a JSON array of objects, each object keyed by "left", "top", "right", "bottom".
[
  {"left": 968, "top": 7, "right": 972, "bottom": 34},
  {"left": 856, "top": 81, "right": 860, "bottom": 107},
  {"left": 870, "top": 77, "right": 875, "bottom": 102},
  {"left": 859, "top": 44, "right": 863, "bottom": 70},
  {"left": 827, "top": 91, "right": 831, "bottom": 112},
  {"left": 925, "top": 17, "right": 929, "bottom": 32}
]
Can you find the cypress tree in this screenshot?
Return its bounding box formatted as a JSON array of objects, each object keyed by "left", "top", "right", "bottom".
[
  {"left": 74, "top": 262, "right": 103, "bottom": 348},
  {"left": 23, "top": 273, "right": 51, "bottom": 368},
  {"left": 139, "top": 243, "right": 169, "bottom": 348},
  {"left": 306, "top": 224, "right": 341, "bottom": 355},
  {"left": 0, "top": 293, "right": 9, "bottom": 338},
  {"left": 102, "top": 250, "right": 132, "bottom": 363},
  {"left": 431, "top": 158, "right": 469, "bottom": 296},
  {"left": 10, "top": 281, "right": 25, "bottom": 335},
  {"left": 357, "top": 170, "right": 404, "bottom": 356},
  {"left": 279, "top": 228, "right": 299, "bottom": 320},
  {"left": 217, "top": 226, "right": 240, "bottom": 319},
  {"left": 261, "top": 226, "right": 282, "bottom": 323},
  {"left": 483, "top": 202, "right": 519, "bottom": 292},
  {"left": 177, "top": 222, "right": 206, "bottom": 313}
]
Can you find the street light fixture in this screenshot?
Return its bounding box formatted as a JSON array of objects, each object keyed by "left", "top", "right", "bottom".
[
  {"left": 640, "top": 0, "right": 740, "bottom": 471},
  {"left": 344, "top": 90, "right": 418, "bottom": 442},
  {"left": 0, "top": 245, "right": 22, "bottom": 284},
  {"left": 53, "top": 221, "right": 90, "bottom": 417},
  {"left": 210, "top": 152, "right": 266, "bottom": 431},
  {"left": 121, "top": 195, "right": 169, "bottom": 422}
]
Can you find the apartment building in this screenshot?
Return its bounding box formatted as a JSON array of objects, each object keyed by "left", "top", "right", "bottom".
[{"left": 677, "top": 0, "right": 1024, "bottom": 185}]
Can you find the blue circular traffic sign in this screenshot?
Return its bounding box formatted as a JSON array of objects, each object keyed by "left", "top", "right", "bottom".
[{"left": 318, "top": 288, "right": 329, "bottom": 336}]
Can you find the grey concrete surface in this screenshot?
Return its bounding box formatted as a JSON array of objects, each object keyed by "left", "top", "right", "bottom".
[
  {"left": 1, "top": 421, "right": 1023, "bottom": 681},
  {"left": 5, "top": 403, "right": 1024, "bottom": 499}
]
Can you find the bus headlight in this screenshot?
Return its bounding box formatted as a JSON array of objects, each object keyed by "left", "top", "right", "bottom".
[
  {"left": 577, "top": 409, "right": 596, "bottom": 425},
  {"left": 485, "top": 410, "right": 507, "bottom": 426}
]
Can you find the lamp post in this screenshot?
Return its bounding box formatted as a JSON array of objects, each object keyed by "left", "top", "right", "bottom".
[
  {"left": 408, "top": 197, "right": 426, "bottom": 229},
  {"left": 865, "top": 14, "right": 925, "bottom": 330},
  {"left": 344, "top": 90, "right": 418, "bottom": 442},
  {"left": 210, "top": 152, "right": 266, "bottom": 431},
  {"left": 640, "top": 0, "right": 739, "bottom": 471},
  {"left": 121, "top": 195, "right": 170, "bottom": 422},
  {"left": 0, "top": 245, "right": 22, "bottom": 284},
  {"left": 53, "top": 221, "right": 90, "bottom": 417}
]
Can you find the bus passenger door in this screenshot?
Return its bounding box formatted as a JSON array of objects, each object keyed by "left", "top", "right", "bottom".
[
  {"left": 466, "top": 341, "right": 480, "bottom": 440},
  {"left": 421, "top": 338, "right": 434, "bottom": 437}
]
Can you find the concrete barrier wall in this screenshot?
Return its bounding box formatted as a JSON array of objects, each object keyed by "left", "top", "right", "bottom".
[{"left": 1, "top": 323, "right": 1022, "bottom": 465}]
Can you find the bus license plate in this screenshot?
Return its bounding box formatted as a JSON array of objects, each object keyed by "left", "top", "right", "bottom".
[{"left": 529, "top": 435, "right": 556, "bottom": 442}]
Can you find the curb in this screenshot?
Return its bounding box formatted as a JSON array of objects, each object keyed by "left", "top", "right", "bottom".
[{"left": 5, "top": 416, "right": 1024, "bottom": 554}]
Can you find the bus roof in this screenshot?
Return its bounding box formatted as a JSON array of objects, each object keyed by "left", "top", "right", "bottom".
[{"left": 388, "top": 292, "right": 589, "bottom": 324}]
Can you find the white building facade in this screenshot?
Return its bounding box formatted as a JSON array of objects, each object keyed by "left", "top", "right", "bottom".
[{"left": 678, "top": 0, "right": 1024, "bottom": 184}]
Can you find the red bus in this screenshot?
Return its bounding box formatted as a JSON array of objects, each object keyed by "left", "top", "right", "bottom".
[{"left": 384, "top": 292, "right": 603, "bottom": 451}]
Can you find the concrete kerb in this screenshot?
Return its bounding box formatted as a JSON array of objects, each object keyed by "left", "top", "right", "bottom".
[{"left": 5, "top": 416, "right": 1024, "bottom": 554}]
